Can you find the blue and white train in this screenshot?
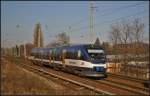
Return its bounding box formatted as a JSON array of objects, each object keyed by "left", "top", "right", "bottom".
[{"left": 28, "top": 44, "right": 107, "bottom": 77}]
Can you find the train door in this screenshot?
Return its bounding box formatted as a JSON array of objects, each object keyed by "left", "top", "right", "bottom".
[
  {"left": 49, "top": 50, "right": 52, "bottom": 64},
  {"left": 62, "top": 49, "right": 67, "bottom": 67},
  {"left": 40, "top": 50, "right": 43, "bottom": 65},
  {"left": 37, "top": 51, "right": 41, "bottom": 65},
  {"left": 38, "top": 52, "right": 41, "bottom": 64},
  {"left": 52, "top": 49, "right": 55, "bottom": 64}
]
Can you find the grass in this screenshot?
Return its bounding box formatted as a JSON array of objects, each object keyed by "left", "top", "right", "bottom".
[
  {"left": 1, "top": 57, "right": 95, "bottom": 95},
  {"left": 1, "top": 58, "right": 70, "bottom": 95}
]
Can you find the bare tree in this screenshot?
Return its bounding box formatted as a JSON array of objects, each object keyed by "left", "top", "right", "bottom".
[
  {"left": 131, "top": 18, "right": 145, "bottom": 57},
  {"left": 131, "top": 18, "right": 145, "bottom": 43},
  {"left": 119, "top": 20, "right": 132, "bottom": 74},
  {"left": 46, "top": 32, "right": 70, "bottom": 47},
  {"left": 56, "top": 32, "right": 70, "bottom": 45},
  {"left": 109, "top": 18, "right": 147, "bottom": 78},
  {"left": 130, "top": 18, "right": 145, "bottom": 78},
  {"left": 109, "top": 22, "right": 121, "bottom": 73}
]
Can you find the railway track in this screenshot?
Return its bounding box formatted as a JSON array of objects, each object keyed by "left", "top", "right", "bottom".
[
  {"left": 108, "top": 73, "right": 148, "bottom": 84},
  {"left": 106, "top": 73, "right": 149, "bottom": 92},
  {"left": 105, "top": 73, "right": 149, "bottom": 94},
  {"left": 97, "top": 79, "right": 149, "bottom": 95},
  {"left": 10, "top": 57, "right": 149, "bottom": 95},
  {"left": 17, "top": 62, "right": 114, "bottom": 95}
]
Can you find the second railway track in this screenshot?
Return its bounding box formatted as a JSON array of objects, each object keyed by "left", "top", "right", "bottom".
[
  {"left": 103, "top": 74, "right": 149, "bottom": 94},
  {"left": 97, "top": 79, "right": 149, "bottom": 95}
]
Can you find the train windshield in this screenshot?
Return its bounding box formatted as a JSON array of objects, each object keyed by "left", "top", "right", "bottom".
[{"left": 87, "top": 49, "right": 106, "bottom": 62}]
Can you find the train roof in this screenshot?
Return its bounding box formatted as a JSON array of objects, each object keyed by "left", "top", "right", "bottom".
[
  {"left": 54, "top": 44, "right": 103, "bottom": 48},
  {"left": 31, "top": 44, "right": 104, "bottom": 52},
  {"left": 67, "top": 44, "right": 104, "bottom": 49}
]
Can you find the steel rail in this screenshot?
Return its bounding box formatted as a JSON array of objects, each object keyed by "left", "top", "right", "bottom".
[
  {"left": 11, "top": 57, "right": 149, "bottom": 95},
  {"left": 107, "top": 73, "right": 148, "bottom": 83},
  {"left": 97, "top": 79, "right": 149, "bottom": 95},
  {"left": 19, "top": 63, "right": 115, "bottom": 95}
]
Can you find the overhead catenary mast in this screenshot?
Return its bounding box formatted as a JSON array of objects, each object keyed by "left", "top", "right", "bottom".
[{"left": 89, "top": 1, "right": 97, "bottom": 44}]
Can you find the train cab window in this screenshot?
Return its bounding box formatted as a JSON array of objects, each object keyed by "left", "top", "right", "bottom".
[{"left": 87, "top": 49, "right": 106, "bottom": 60}]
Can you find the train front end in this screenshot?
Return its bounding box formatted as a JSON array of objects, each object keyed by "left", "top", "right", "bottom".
[{"left": 83, "top": 45, "right": 107, "bottom": 78}]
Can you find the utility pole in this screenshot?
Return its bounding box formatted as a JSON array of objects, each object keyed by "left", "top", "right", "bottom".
[
  {"left": 24, "top": 42, "right": 26, "bottom": 58},
  {"left": 17, "top": 40, "right": 21, "bottom": 57},
  {"left": 68, "top": 26, "right": 71, "bottom": 45},
  {"left": 89, "top": 1, "right": 97, "bottom": 44}
]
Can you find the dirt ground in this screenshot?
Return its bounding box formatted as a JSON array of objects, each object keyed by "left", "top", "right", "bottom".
[{"left": 1, "top": 58, "right": 80, "bottom": 95}]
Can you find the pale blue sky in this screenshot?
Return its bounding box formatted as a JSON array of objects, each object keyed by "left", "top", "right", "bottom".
[{"left": 1, "top": 1, "right": 149, "bottom": 48}]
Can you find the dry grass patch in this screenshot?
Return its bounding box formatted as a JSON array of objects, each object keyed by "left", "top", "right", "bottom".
[{"left": 1, "top": 59, "right": 69, "bottom": 95}]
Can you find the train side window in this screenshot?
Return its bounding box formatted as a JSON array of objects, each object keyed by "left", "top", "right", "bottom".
[
  {"left": 44, "top": 53, "right": 49, "bottom": 59},
  {"left": 36, "top": 53, "right": 39, "bottom": 58},
  {"left": 66, "top": 48, "right": 83, "bottom": 60},
  {"left": 42, "top": 53, "right": 45, "bottom": 59},
  {"left": 56, "top": 49, "right": 60, "bottom": 61},
  {"left": 66, "top": 49, "right": 70, "bottom": 59},
  {"left": 34, "top": 53, "right": 37, "bottom": 58},
  {"left": 53, "top": 49, "right": 56, "bottom": 60},
  {"left": 71, "top": 48, "right": 76, "bottom": 59},
  {"left": 37, "top": 53, "right": 39, "bottom": 58},
  {"left": 53, "top": 48, "right": 61, "bottom": 61},
  {"left": 31, "top": 53, "right": 33, "bottom": 56},
  {"left": 52, "top": 49, "right": 56, "bottom": 60}
]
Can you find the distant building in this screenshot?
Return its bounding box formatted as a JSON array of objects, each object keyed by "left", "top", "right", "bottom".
[
  {"left": 33, "top": 22, "right": 44, "bottom": 48},
  {"left": 25, "top": 43, "right": 34, "bottom": 56},
  {"left": 19, "top": 43, "right": 34, "bottom": 57}
]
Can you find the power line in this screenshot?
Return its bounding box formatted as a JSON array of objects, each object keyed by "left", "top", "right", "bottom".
[
  {"left": 95, "top": 2, "right": 146, "bottom": 17},
  {"left": 69, "top": 9, "right": 148, "bottom": 33},
  {"left": 55, "top": 2, "right": 146, "bottom": 34},
  {"left": 56, "top": 4, "right": 146, "bottom": 38},
  {"left": 74, "top": 13, "right": 149, "bottom": 41},
  {"left": 97, "top": 15, "right": 149, "bottom": 38},
  {"left": 94, "top": 10, "right": 148, "bottom": 28},
  {"left": 71, "top": 1, "right": 146, "bottom": 27}
]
